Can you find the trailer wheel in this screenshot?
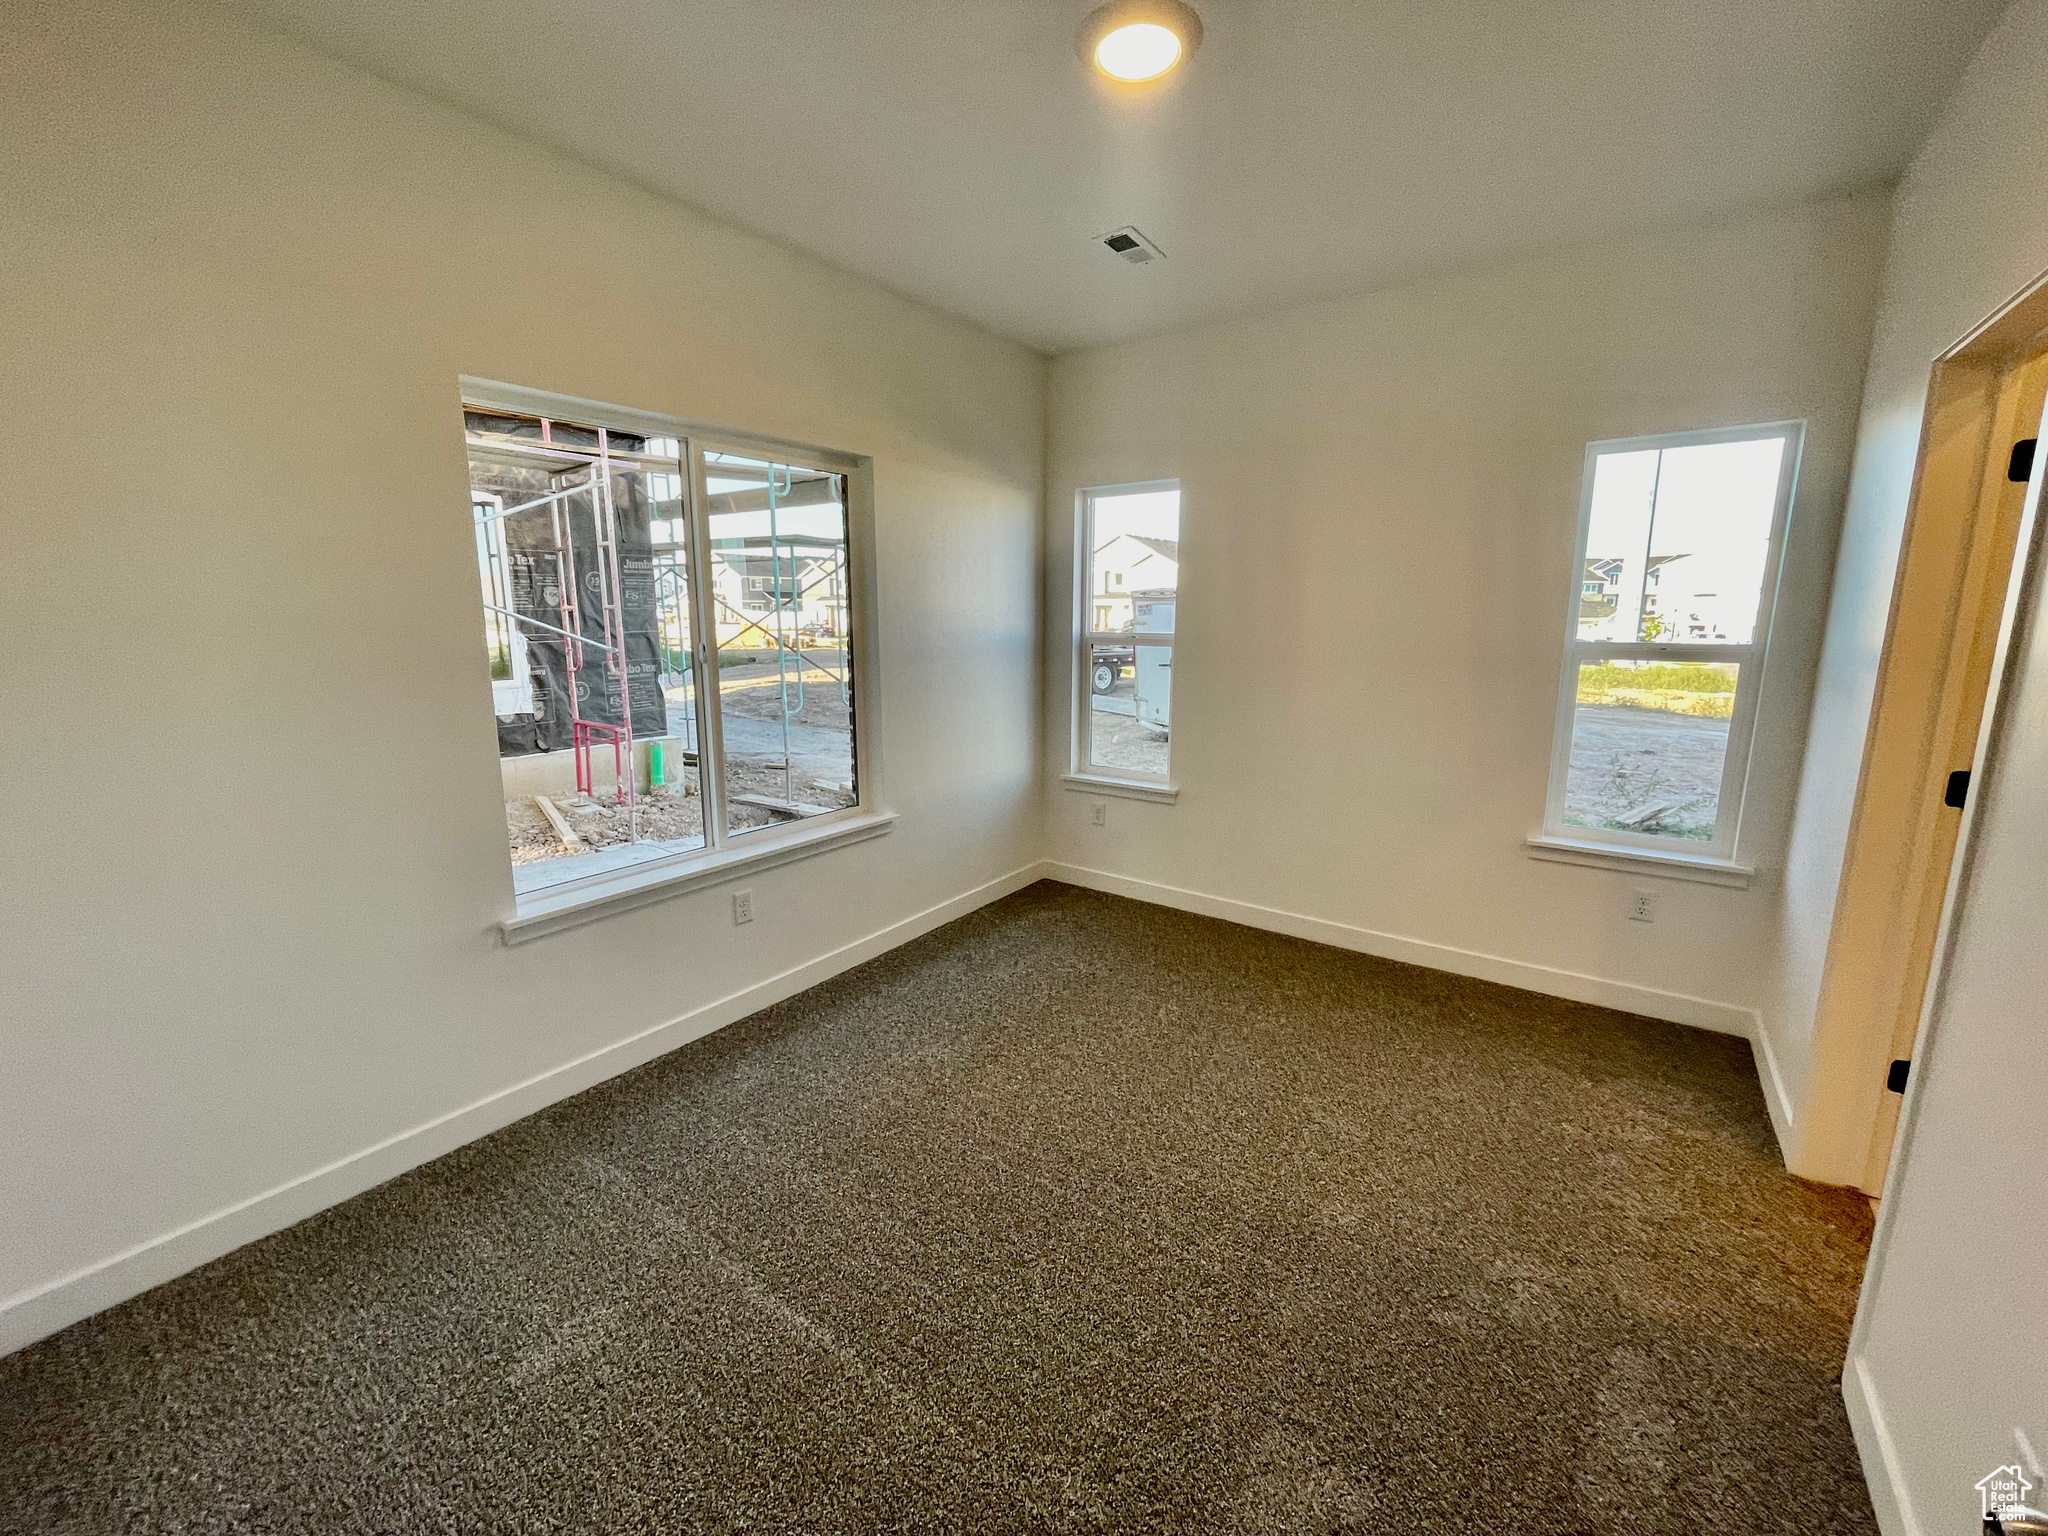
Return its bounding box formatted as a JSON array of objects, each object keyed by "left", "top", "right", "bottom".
[{"left": 1092, "top": 661, "right": 1116, "bottom": 694}]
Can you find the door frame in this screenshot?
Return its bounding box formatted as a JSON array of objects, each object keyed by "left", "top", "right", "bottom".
[
  {"left": 1793, "top": 271, "right": 2048, "bottom": 1192},
  {"left": 1840, "top": 279, "right": 2048, "bottom": 1534}
]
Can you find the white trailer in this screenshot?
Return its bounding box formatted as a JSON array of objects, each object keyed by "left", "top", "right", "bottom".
[{"left": 1132, "top": 590, "right": 1173, "bottom": 735}]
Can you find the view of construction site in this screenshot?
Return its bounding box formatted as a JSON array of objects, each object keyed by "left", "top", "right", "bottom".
[
  {"left": 467, "top": 409, "right": 857, "bottom": 893},
  {"left": 1558, "top": 435, "right": 1782, "bottom": 842}
]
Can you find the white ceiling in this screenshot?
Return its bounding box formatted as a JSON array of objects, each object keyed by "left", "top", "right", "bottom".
[{"left": 230, "top": 0, "right": 2006, "bottom": 352}]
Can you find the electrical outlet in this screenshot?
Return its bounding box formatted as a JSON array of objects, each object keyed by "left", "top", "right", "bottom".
[
  {"left": 1627, "top": 889, "right": 1658, "bottom": 924},
  {"left": 732, "top": 889, "right": 754, "bottom": 925},
  {"left": 1091, "top": 801, "right": 1107, "bottom": 827}
]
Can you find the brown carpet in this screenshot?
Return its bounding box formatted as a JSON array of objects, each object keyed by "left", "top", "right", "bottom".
[{"left": 0, "top": 881, "right": 1876, "bottom": 1533}]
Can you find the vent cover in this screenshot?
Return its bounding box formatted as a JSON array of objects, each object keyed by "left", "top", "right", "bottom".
[{"left": 1098, "top": 226, "right": 1165, "bottom": 264}]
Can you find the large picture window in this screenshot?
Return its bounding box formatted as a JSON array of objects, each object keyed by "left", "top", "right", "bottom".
[
  {"left": 1076, "top": 481, "right": 1180, "bottom": 785},
  {"left": 462, "top": 386, "right": 867, "bottom": 904},
  {"left": 1542, "top": 422, "right": 1801, "bottom": 861}
]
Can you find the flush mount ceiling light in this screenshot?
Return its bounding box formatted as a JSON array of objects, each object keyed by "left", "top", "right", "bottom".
[{"left": 1076, "top": 0, "right": 1203, "bottom": 83}]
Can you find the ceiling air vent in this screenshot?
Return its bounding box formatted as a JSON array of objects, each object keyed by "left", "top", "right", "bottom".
[{"left": 1098, "top": 226, "right": 1165, "bottom": 264}]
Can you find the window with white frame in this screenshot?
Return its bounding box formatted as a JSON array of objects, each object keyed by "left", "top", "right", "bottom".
[
  {"left": 463, "top": 389, "right": 867, "bottom": 902},
  {"left": 1077, "top": 481, "right": 1180, "bottom": 783},
  {"left": 1542, "top": 422, "right": 1801, "bottom": 859}
]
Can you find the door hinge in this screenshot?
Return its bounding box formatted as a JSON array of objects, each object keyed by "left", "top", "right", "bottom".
[
  {"left": 1887, "top": 1058, "right": 1911, "bottom": 1094},
  {"left": 1945, "top": 768, "right": 1971, "bottom": 809},
  {"left": 2010, "top": 438, "right": 2038, "bottom": 483}
]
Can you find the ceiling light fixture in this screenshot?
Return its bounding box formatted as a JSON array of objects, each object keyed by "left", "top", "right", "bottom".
[{"left": 1076, "top": 0, "right": 1203, "bottom": 84}]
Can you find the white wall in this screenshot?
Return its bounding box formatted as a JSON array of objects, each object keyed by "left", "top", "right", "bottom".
[
  {"left": 1043, "top": 191, "right": 1890, "bottom": 1054},
  {"left": 1762, "top": 0, "right": 2048, "bottom": 1165},
  {"left": 0, "top": 0, "right": 1043, "bottom": 1353}
]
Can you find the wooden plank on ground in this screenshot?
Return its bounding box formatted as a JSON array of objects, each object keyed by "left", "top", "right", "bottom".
[
  {"left": 1612, "top": 800, "right": 1684, "bottom": 830},
  {"left": 730, "top": 793, "right": 834, "bottom": 819},
  {"left": 533, "top": 794, "right": 586, "bottom": 849}
]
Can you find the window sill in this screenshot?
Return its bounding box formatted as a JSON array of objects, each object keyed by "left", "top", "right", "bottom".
[
  {"left": 1523, "top": 834, "right": 1755, "bottom": 889},
  {"left": 500, "top": 810, "right": 897, "bottom": 945},
  {"left": 1062, "top": 773, "right": 1179, "bottom": 805}
]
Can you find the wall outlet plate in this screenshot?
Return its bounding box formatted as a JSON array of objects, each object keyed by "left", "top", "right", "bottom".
[
  {"left": 733, "top": 890, "right": 754, "bottom": 925},
  {"left": 1091, "top": 801, "right": 1107, "bottom": 827},
  {"left": 1628, "top": 889, "right": 1658, "bottom": 923}
]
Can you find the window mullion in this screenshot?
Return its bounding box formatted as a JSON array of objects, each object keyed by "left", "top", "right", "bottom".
[
  {"left": 685, "top": 439, "right": 730, "bottom": 850},
  {"left": 1571, "top": 641, "right": 1755, "bottom": 664}
]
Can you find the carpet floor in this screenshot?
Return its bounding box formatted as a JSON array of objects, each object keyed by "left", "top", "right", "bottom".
[{"left": 0, "top": 881, "right": 1876, "bottom": 1534}]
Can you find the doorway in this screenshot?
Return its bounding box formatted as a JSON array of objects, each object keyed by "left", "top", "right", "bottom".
[
  {"left": 1799, "top": 295, "right": 2048, "bottom": 1195},
  {"left": 1843, "top": 346, "right": 2048, "bottom": 1535}
]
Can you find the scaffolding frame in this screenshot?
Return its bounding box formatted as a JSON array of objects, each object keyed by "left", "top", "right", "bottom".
[{"left": 468, "top": 418, "right": 653, "bottom": 841}]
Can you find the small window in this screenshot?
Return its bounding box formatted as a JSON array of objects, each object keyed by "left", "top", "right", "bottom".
[
  {"left": 1542, "top": 423, "right": 1800, "bottom": 858},
  {"left": 463, "top": 393, "right": 866, "bottom": 901},
  {"left": 1077, "top": 481, "right": 1180, "bottom": 783}
]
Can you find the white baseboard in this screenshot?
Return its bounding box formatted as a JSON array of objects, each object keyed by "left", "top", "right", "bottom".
[
  {"left": 1844, "top": 1353, "right": 1919, "bottom": 1536},
  {"left": 1040, "top": 861, "right": 1759, "bottom": 1038},
  {"left": 0, "top": 861, "right": 1045, "bottom": 1360},
  {"left": 1749, "top": 1014, "right": 1800, "bottom": 1160}
]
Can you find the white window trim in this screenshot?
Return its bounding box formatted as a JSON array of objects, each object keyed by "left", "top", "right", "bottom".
[
  {"left": 1071, "top": 478, "right": 1180, "bottom": 795},
  {"left": 1059, "top": 772, "right": 1179, "bottom": 805},
  {"left": 1523, "top": 833, "right": 1755, "bottom": 889},
  {"left": 501, "top": 810, "right": 897, "bottom": 944},
  {"left": 461, "top": 377, "right": 885, "bottom": 940},
  {"left": 475, "top": 491, "right": 538, "bottom": 717},
  {"left": 1535, "top": 420, "right": 1803, "bottom": 869}
]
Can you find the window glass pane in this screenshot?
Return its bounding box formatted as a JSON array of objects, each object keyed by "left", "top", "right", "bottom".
[
  {"left": 1562, "top": 659, "right": 1737, "bottom": 842},
  {"left": 1641, "top": 438, "right": 1783, "bottom": 644},
  {"left": 706, "top": 452, "right": 858, "bottom": 834},
  {"left": 1578, "top": 438, "right": 1783, "bottom": 645},
  {"left": 1087, "top": 489, "right": 1180, "bottom": 636},
  {"left": 1577, "top": 450, "right": 1659, "bottom": 641},
  {"left": 464, "top": 409, "right": 704, "bottom": 897},
  {"left": 1087, "top": 641, "right": 1171, "bottom": 777}
]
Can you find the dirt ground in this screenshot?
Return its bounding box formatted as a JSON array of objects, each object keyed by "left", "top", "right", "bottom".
[
  {"left": 1086, "top": 671, "right": 1169, "bottom": 777},
  {"left": 507, "top": 781, "right": 704, "bottom": 864},
  {"left": 1088, "top": 709, "right": 1168, "bottom": 776},
  {"left": 715, "top": 655, "right": 854, "bottom": 735},
  {"left": 505, "top": 752, "right": 861, "bottom": 865},
  {"left": 506, "top": 658, "right": 859, "bottom": 866},
  {"left": 1562, "top": 704, "right": 1729, "bottom": 840}
]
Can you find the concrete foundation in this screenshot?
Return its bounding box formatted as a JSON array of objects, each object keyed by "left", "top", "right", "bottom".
[{"left": 498, "top": 739, "right": 696, "bottom": 801}]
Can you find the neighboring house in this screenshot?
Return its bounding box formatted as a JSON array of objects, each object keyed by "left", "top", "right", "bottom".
[
  {"left": 708, "top": 538, "right": 850, "bottom": 647},
  {"left": 1091, "top": 533, "right": 1179, "bottom": 630},
  {"left": 1580, "top": 557, "right": 1624, "bottom": 622},
  {"left": 1581, "top": 553, "right": 1685, "bottom": 631},
  {"left": 1581, "top": 552, "right": 1739, "bottom": 641}
]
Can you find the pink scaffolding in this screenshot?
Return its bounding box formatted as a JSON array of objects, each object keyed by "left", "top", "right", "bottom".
[{"left": 471, "top": 416, "right": 641, "bottom": 838}]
